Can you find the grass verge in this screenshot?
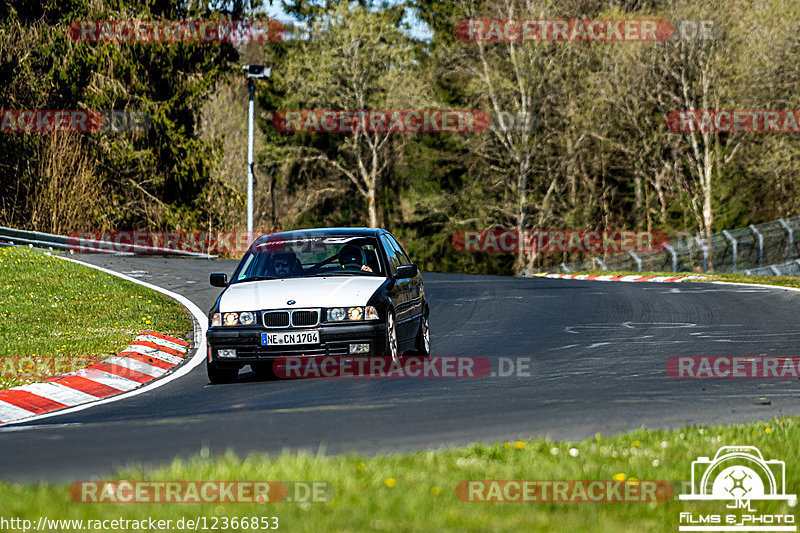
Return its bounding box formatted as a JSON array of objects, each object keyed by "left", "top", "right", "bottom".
[
  {"left": 0, "top": 418, "right": 796, "bottom": 532},
  {"left": 0, "top": 246, "right": 192, "bottom": 388}
]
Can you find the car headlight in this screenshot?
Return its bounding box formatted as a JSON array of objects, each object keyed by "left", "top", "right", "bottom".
[
  {"left": 327, "top": 306, "right": 379, "bottom": 322},
  {"left": 218, "top": 311, "right": 257, "bottom": 326},
  {"left": 328, "top": 307, "right": 347, "bottom": 321}
]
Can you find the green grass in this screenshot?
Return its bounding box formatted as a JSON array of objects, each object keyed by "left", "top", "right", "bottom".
[
  {"left": 0, "top": 246, "right": 192, "bottom": 388},
  {"left": 1, "top": 419, "right": 796, "bottom": 532}
]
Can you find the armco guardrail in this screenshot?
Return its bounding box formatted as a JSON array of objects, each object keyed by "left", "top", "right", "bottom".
[
  {"left": 0, "top": 226, "right": 216, "bottom": 258},
  {"left": 523, "top": 216, "right": 800, "bottom": 276},
  {"left": 743, "top": 259, "right": 800, "bottom": 276}
]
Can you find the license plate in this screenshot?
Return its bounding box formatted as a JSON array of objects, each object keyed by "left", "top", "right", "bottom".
[{"left": 261, "top": 330, "right": 320, "bottom": 346}]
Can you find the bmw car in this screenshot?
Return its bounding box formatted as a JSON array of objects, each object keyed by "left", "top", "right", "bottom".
[{"left": 205, "top": 228, "right": 429, "bottom": 383}]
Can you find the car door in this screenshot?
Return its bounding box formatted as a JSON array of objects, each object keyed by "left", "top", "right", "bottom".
[
  {"left": 379, "top": 234, "right": 413, "bottom": 339},
  {"left": 384, "top": 233, "right": 421, "bottom": 342}
]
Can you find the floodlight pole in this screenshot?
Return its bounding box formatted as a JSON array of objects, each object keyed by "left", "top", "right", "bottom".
[
  {"left": 247, "top": 78, "right": 255, "bottom": 245},
  {"left": 242, "top": 64, "right": 271, "bottom": 246}
]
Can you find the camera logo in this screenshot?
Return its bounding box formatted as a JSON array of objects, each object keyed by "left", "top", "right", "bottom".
[
  {"left": 678, "top": 446, "right": 796, "bottom": 532},
  {"left": 681, "top": 446, "right": 792, "bottom": 502}
]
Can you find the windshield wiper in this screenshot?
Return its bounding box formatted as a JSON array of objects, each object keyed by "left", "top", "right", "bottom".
[
  {"left": 236, "top": 276, "right": 278, "bottom": 282},
  {"left": 308, "top": 272, "right": 375, "bottom": 277}
]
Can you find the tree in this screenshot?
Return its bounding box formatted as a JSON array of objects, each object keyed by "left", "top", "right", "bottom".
[{"left": 271, "top": 3, "right": 424, "bottom": 228}]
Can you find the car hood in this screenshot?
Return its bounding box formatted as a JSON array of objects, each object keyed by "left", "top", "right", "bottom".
[{"left": 219, "top": 276, "right": 385, "bottom": 312}]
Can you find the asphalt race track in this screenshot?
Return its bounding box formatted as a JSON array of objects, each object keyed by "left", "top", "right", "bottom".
[{"left": 2, "top": 255, "right": 800, "bottom": 482}]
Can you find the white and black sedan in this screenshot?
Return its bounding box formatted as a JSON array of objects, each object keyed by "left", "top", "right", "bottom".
[{"left": 205, "top": 228, "right": 429, "bottom": 383}]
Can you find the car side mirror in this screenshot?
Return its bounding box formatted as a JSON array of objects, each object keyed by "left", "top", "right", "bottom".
[
  {"left": 210, "top": 273, "right": 228, "bottom": 287},
  {"left": 395, "top": 264, "right": 418, "bottom": 279}
]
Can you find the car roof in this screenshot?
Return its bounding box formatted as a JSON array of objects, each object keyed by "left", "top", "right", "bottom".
[{"left": 253, "top": 227, "right": 385, "bottom": 244}]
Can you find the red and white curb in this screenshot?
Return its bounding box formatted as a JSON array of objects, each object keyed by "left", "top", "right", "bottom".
[
  {"left": 539, "top": 273, "right": 700, "bottom": 283},
  {"left": 0, "top": 254, "right": 208, "bottom": 427},
  {"left": 0, "top": 331, "right": 189, "bottom": 425}
]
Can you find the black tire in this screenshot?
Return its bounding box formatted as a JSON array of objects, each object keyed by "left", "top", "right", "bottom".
[
  {"left": 409, "top": 310, "right": 430, "bottom": 357},
  {"left": 207, "top": 360, "right": 239, "bottom": 384},
  {"left": 384, "top": 310, "right": 399, "bottom": 363}
]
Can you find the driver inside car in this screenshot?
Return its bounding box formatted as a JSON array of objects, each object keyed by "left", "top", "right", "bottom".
[
  {"left": 270, "top": 251, "right": 300, "bottom": 278},
  {"left": 338, "top": 244, "right": 373, "bottom": 272}
]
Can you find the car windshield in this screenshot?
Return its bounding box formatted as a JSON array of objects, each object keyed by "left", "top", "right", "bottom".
[{"left": 232, "top": 235, "right": 384, "bottom": 281}]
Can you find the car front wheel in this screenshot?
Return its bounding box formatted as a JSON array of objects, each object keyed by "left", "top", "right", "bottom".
[
  {"left": 410, "top": 311, "right": 430, "bottom": 357},
  {"left": 385, "top": 311, "right": 399, "bottom": 363}
]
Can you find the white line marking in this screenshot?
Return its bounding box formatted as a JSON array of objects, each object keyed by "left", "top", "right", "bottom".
[
  {"left": 0, "top": 400, "right": 37, "bottom": 422},
  {"left": 101, "top": 356, "right": 168, "bottom": 377},
  {"left": 133, "top": 335, "right": 187, "bottom": 353},
  {"left": 68, "top": 369, "right": 141, "bottom": 391},
  {"left": 122, "top": 345, "right": 183, "bottom": 365},
  {"left": 14, "top": 383, "right": 99, "bottom": 405}
]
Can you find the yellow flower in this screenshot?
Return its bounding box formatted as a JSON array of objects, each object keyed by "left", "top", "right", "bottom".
[
  {"left": 613, "top": 473, "right": 627, "bottom": 482},
  {"left": 766, "top": 428, "right": 773, "bottom": 434},
  {"left": 632, "top": 440, "right": 640, "bottom": 448},
  {"left": 385, "top": 478, "right": 396, "bottom": 488},
  {"left": 503, "top": 443, "right": 510, "bottom": 449},
  {"left": 356, "top": 462, "right": 366, "bottom": 472},
  {"left": 431, "top": 486, "right": 442, "bottom": 495},
  {"left": 514, "top": 441, "right": 525, "bottom": 449}
]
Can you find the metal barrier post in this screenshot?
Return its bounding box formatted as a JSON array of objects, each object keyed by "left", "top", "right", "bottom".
[
  {"left": 560, "top": 262, "right": 571, "bottom": 273},
  {"left": 694, "top": 236, "right": 708, "bottom": 272},
  {"left": 749, "top": 225, "right": 764, "bottom": 268},
  {"left": 628, "top": 251, "right": 642, "bottom": 272},
  {"left": 779, "top": 218, "right": 794, "bottom": 262},
  {"left": 664, "top": 243, "right": 678, "bottom": 273},
  {"left": 722, "top": 230, "right": 737, "bottom": 272}
]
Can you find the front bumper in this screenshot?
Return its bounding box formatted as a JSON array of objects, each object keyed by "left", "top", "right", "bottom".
[{"left": 207, "top": 322, "right": 386, "bottom": 364}]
